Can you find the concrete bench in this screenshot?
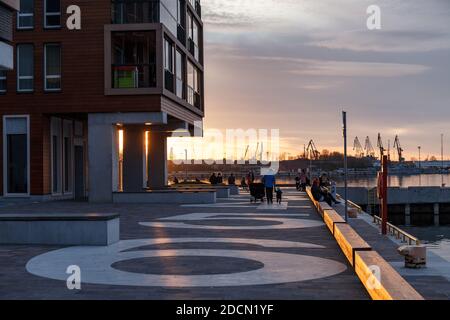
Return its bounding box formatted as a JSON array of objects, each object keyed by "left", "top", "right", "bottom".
[
  {"left": 334, "top": 223, "right": 372, "bottom": 267},
  {"left": 228, "top": 185, "right": 240, "bottom": 195},
  {"left": 323, "top": 210, "right": 346, "bottom": 234},
  {"left": 171, "top": 184, "right": 231, "bottom": 198},
  {"left": 0, "top": 213, "right": 119, "bottom": 246},
  {"left": 355, "top": 250, "right": 424, "bottom": 300},
  {"left": 113, "top": 189, "right": 216, "bottom": 204},
  {"left": 317, "top": 202, "right": 333, "bottom": 219}
]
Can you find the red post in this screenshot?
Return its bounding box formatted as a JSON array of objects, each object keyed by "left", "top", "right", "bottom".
[{"left": 381, "top": 155, "right": 388, "bottom": 235}]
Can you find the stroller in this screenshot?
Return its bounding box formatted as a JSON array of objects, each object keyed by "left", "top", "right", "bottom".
[{"left": 249, "top": 183, "right": 265, "bottom": 203}]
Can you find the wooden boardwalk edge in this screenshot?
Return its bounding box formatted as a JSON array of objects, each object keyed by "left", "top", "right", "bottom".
[{"left": 305, "top": 188, "right": 424, "bottom": 300}]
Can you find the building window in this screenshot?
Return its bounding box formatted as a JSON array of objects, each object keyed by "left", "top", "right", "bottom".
[
  {"left": 187, "top": 12, "right": 200, "bottom": 61},
  {"left": 187, "top": 60, "right": 200, "bottom": 108},
  {"left": 63, "top": 120, "right": 73, "bottom": 193},
  {"left": 51, "top": 118, "right": 62, "bottom": 194},
  {"left": 3, "top": 116, "right": 29, "bottom": 195},
  {"left": 44, "top": 44, "right": 61, "bottom": 91},
  {"left": 112, "top": 0, "right": 158, "bottom": 24},
  {"left": 176, "top": 50, "right": 184, "bottom": 99},
  {"left": 164, "top": 39, "right": 175, "bottom": 92},
  {"left": 112, "top": 31, "right": 157, "bottom": 88},
  {"left": 17, "top": 0, "right": 34, "bottom": 29},
  {"left": 44, "top": 0, "right": 61, "bottom": 28},
  {"left": 17, "top": 44, "right": 34, "bottom": 92},
  {"left": 0, "top": 71, "right": 6, "bottom": 94}
]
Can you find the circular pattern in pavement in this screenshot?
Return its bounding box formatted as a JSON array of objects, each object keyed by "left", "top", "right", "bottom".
[{"left": 26, "top": 238, "right": 347, "bottom": 288}]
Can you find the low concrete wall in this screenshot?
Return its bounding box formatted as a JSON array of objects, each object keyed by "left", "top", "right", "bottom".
[
  {"left": 337, "top": 186, "right": 450, "bottom": 205},
  {"left": 0, "top": 214, "right": 119, "bottom": 246},
  {"left": 229, "top": 185, "right": 240, "bottom": 195},
  {"left": 113, "top": 191, "right": 216, "bottom": 204}
]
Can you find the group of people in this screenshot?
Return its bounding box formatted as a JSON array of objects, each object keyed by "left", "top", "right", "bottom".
[
  {"left": 262, "top": 173, "right": 283, "bottom": 205},
  {"left": 311, "top": 173, "right": 340, "bottom": 206},
  {"left": 209, "top": 172, "right": 237, "bottom": 186},
  {"left": 294, "top": 169, "right": 309, "bottom": 191}
]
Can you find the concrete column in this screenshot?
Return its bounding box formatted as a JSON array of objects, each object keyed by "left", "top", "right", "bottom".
[
  {"left": 88, "top": 117, "right": 114, "bottom": 203},
  {"left": 123, "top": 126, "right": 145, "bottom": 193},
  {"left": 147, "top": 131, "right": 168, "bottom": 189},
  {"left": 434, "top": 203, "right": 440, "bottom": 226},
  {"left": 405, "top": 204, "right": 411, "bottom": 226}
]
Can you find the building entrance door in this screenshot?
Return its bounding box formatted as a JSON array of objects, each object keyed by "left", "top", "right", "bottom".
[{"left": 74, "top": 145, "right": 85, "bottom": 200}]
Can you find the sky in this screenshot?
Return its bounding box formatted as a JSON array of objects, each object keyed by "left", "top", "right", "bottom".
[{"left": 198, "top": 0, "right": 450, "bottom": 160}]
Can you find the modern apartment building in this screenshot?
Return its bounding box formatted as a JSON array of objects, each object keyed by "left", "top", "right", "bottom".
[
  {"left": 0, "top": 0, "right": 19, "bottom": 71},
  {"left": 0, "top": 0, "right": 204, "bottom": 202}
]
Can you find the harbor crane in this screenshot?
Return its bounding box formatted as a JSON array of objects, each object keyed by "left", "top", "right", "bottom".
[
  {"left": 353, "top": 137, "right": 364, "bottom": 158},
  {"left": 306, "top": 139, "right": 320, "bottom": 160},
  {"left": 364, "top": 136, "right": 375, "bottom": 157},
  {"left": 377, "top": 133, "right": 385, "bottom": 159},
  {"left": 393, "top": 135, "right": 405, "bottom": 162}
]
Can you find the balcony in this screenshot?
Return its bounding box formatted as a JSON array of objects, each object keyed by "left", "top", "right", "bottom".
[
  {"left": 112, "top": 64, "right": 156, "bottom": 89},
  {"left": 187, "top": 86, "right": 201, "bottom": 109},
  {"left": 165, "top": 69, "right": 174, "bottom": 92},
  {"left": 112, "top": 0, "right": 159, "bottom": 24}
]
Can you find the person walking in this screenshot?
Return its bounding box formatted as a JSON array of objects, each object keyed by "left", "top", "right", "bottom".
[{"left": 262, "top": 173, "right": 276, "bottom": 205}]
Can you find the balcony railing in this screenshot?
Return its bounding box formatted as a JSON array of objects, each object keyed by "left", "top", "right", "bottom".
[
  {"left": 165, "top": 69, "right": 174, "bottom": 92},
  {"left": 112, "top": 64, "right": 156, "bottom": 89},
  {"left": 187, "top": 86, "right": 201, "bottom": 109},
  {"left": 112, "top": 0, "right": 159, "bottom": 24}
]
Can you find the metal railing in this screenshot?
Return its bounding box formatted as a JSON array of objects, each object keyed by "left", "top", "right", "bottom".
[
  {"left": 334, "top": 189, "right": 419, "bottom": 245},
  {"left": 373, "top": 215, "right": 420, "bottom": 245}
]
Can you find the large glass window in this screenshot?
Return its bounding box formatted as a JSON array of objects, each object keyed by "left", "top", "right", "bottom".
[
  {"left": 44, "top": 0, "right": 61, "bottom": 28},
  {"left": 44, "top": 44, "right": 61, "bottom": 91},
  {"left": 187, "top": 60, "right": 200, "bottom": 108},
  {"left": 160, "top": 0, "right": 178, "bottom": 36},
  {"left": 187, "top": 12, "right": 200, "bottom": 61},
  {"left": 4, "top": 117, "right": 29, "bottom": 195},
  {"left": 112, "top": 31, "right": 157, "bottom": 88},
  {"left": 17, "top": 44, "right": 34, "bottom": 92},
  {"left": 175, "top": 50, "right": 184, "bottom": 99},
  {"left": 112, "top": 0, "right": 159, "bottom": 24},
  {"left": 164, "top": 39, "right": 175, "bottom": 92},
  {"left": 17, "top": 0, "right": 34, "bottom": 29},
  {"left": 0, "top": 71, "right": 6, "bottom": 94},
  {"left": 51, "top": 118, "right": 62, "bottom": 194}
]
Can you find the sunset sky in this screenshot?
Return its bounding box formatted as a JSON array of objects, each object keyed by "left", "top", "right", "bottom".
[{"left": 198, "top": 0, "right": 450, "bottom": 160}]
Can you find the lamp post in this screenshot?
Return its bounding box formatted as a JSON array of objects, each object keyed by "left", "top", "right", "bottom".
[
  {"left": 418, "top": 146, "right": 422, "bottom": 186},
  {"left": 342, "top": 111, "right": 348, "bottom": 222},
  {"left": 441, "top": 134, "right": 445, "bottom": 187}
]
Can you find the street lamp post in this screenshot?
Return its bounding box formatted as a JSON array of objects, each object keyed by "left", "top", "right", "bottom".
[
  {"left": 342, "top": 111, "right": 348, "bottom": 222},
  {"left": 418, "top": 146, "right": 422, "bottom": 187}
]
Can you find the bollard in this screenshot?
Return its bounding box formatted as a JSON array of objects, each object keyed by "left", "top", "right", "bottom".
[{"left": 398, "top": 245, "right": 427, "bottom": 269}]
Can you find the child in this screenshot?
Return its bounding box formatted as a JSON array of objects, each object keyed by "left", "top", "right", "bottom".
[{"left": 275, "top": 187, "right": 283, "bottom": 204}]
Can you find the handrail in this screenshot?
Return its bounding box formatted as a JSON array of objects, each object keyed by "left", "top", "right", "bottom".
[
  {"left": 373, "top": 215, "right": 420, "bottom": 245},
  {"left": 334, "top": 189, "right": 419, "bottom": 245}
]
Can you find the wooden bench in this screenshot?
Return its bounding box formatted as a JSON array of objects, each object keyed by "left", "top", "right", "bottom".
[
  {"left": 334, "top": 223, "right": 372, "bottom": 267},
  {"left": 0, "top": 213, "right": 120, "bottom": 246},
  {"left": 317, "top": 202, "right": 334, "bottom": 219},
  {"left": 323, "top": 210, "right": 346, "bottom": 234},
  {"left": 355, "top": 250, "right": 424, "bottom": 300}
]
